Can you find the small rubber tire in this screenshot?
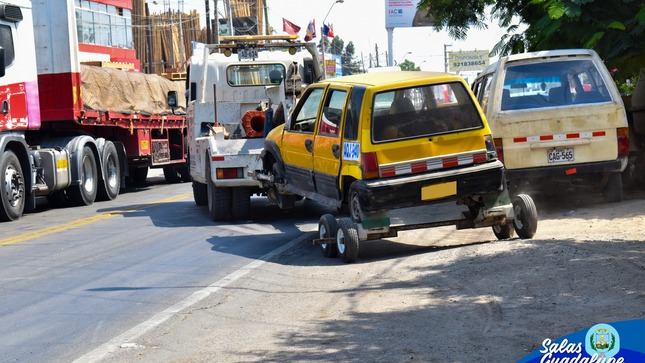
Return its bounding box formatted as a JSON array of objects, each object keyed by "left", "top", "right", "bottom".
[
  {"left": 97, "top": 141, "right": 120, "bottom": 201},
  {"left": 602, "top": 172, "right": 622, "bottom": 203},
  {"left": 512, "top": 194, "right": 538, "bottom": 239},
  {"left": 336, "top": 217, "right": 360, "bottom": 263},
  {"left": 68, "top": 145, "right": 98, "bottom": 206},
  {"left": 0, "top": 150, "right": 25, "bottom": 221},
  {"left": 319, "top": 214, "right": 338, "bottom": 258},
  {"left": 231, "top": 187, "right": 251, "bottom": 220},
  {"left": 492, "top": 223, "right": 515, "bottom": 240},
  {"left": 192, "top": 181, "right": 208, "bottom": 206}
]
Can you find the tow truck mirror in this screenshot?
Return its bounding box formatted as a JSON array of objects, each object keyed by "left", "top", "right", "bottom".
[
  {"left": 0, "top": 47, "right": 5, "bottom": 78},
  {"left": 167, "top": 90, "right": 178, "bottom": 114}
]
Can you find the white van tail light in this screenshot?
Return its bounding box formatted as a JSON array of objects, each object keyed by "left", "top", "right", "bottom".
[
  {"left": 617, "top": 127, "right": 629, "bottom": 157},
  {"left": 494, "top": 137, "right": 504, "bottom": 164}
]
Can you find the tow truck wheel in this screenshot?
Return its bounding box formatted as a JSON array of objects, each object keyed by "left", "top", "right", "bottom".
[
  {"left": 512, "top": 194, "right": 538, "bottom": 239},
  {"left": 0, "top": 150, "right": 25, "bottom": 221},
  {"left": 319, "top": 214, "right": 338, "bottom": 258},
  {"left": 336, "top": 217, "right": 359, "bottom": 263},
  {"left": 492, "top": 223, "right": 515, "bottom": 240},
  {"left": 207, "top": 164, "right": 231, "bottom": 220},
  {"left": 208, "top": 185, "right": 231, "bottom": 221},
  {"left": 192, "top": 181, "right": 208, "bottom": 206},
  {"left": 68, "top": 145, "right": 98, "bottom": 206},
  {"left": 231, "top": 187, "right": 251, "bottom": 220}
]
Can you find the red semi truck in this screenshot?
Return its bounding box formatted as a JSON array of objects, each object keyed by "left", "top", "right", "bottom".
[{"left": 0, "top": 0, "right": 187, "bottom": 221}]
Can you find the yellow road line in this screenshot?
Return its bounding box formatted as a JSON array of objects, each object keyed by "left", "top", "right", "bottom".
[{"left": 0, "top": 192, "right": 192, "bottom": 247}]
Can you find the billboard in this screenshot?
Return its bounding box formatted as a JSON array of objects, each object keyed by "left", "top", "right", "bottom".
[
  {"left": 385, "top": 0, "right": 434, "bottom": 28},
  {"left": 448, "top": 50, "right": 490, "bottom": 72}
]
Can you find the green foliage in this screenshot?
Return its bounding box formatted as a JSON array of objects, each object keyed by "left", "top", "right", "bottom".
[
  {"left": 417, "top": 0, "right": 645, "bottom": 78},
  {"left": 399, "top": 59, "right": 421, "bottom": 71}
]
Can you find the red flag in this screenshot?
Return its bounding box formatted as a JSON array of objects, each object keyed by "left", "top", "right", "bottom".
[
  {"left": 282, "top": 18, "right": 301, "bottom": 35},
  {"left": 304, "top": 20, "right": 316, "bottom": 41},
  {"left": 323, "top": 23, "right": 334, "bottom": 38}
]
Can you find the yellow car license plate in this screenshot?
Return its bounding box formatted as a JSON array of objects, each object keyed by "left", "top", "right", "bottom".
[{"left": 421, "top": 181, "right": 457, "bottom": 201}]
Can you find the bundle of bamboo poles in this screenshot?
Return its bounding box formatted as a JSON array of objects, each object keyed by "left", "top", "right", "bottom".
[{"left": 132, "top": 0, "right": 206, "bottom": 74}]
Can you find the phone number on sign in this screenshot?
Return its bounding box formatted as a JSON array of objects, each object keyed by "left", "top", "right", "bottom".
[{"left": 452, "top": 60, "right": 487, "bottom": 67}]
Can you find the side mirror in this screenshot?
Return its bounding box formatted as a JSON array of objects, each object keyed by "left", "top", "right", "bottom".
[
  {"left": 167, "top": 90, "right": 178, "bottom": 114},
  {"left": 0, "top": 48, "right": 5, "bottom": 78}
]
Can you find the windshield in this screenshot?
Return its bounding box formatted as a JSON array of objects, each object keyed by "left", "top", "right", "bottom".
[
  {"left": 372, "top": 82, "right": 484, "bottom": 143},
  {"left": 227, "top": 64, "right": 286, "bottom": 86},
  {"left": 501, "top": 59, "right": 612, "bottom": 111}
]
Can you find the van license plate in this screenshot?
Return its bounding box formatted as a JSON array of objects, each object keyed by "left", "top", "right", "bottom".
[{"left": 547, "top": 148, "right": 574, "bottom": 163}]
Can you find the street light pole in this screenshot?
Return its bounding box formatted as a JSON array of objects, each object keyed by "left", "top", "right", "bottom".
[{"left": 321, "top": 0, "right": 343, "bottom": 79}]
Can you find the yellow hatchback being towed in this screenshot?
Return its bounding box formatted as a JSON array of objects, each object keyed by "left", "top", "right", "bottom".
[{"left": 259, "top": 71, "right": 537, "bottom": 262}]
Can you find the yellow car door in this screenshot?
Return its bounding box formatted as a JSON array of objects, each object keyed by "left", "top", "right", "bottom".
[
  {"left": 280, "top": 85, "right": 325, "bottom": 193},
  {"left": 312, "top": 86, "right": 351, "bottom": 201}
]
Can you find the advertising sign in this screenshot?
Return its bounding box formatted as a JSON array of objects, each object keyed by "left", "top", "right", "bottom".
[
  {"left": 385, "top": 0, "right": 434, "bottom": 28},
  {"left": 448, "top": 50, "right": 490, "bottom": 72}
]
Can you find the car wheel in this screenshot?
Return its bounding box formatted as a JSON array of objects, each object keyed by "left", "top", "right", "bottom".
[
  {"left": 348, "top": 183, "right": 362, "bottom": 223},
  {"left": 602, "top": 173, "right": 622, "bottom": 203}
]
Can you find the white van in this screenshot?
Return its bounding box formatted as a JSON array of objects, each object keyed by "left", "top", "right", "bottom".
[{"left": 472, "top": 49, "right": 629, "bottom": 202}]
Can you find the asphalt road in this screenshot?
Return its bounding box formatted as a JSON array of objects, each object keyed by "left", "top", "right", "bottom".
[{"left": 0, "top": 171, "right": 332, "bottom": 363}]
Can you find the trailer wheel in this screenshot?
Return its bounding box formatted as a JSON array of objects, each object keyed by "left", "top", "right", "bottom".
[
  {"left": 207, "top": 163, "right": 230, "bottom": 221},
  {"left": 602, "top": 173, "right": 622, "bottom": 203},
  {"left": 131, "top": 167, "right": 148, "bottom": 184},
  {"left": 512, "top": 194, "right": 538, "bottom": 239},
  {"left": 319, "top": 214, "right": 338, "bottom": 258},
  {"left": 231, "top": 187, "right": 251, "bottom": 220},
  {"left": 336, "top": 217, "right": 359, "bottom": 263},
  {"left": 492, "top": 223, "right": 515, "bottom": 240},
  {"left": 97, "top": 141, "right": 120, "bottom": 201},
  {"left": 163, "top": 166, "right": 182, "bottom": 183},
  {"left": 68, "top": 146, "right": 98, "bottom": 206},
  {"left": 0, "top": 150, "right": 25, "bottom": 221},
  {"left": 192, "top": 181, "right": 207, "bottom": 206}
]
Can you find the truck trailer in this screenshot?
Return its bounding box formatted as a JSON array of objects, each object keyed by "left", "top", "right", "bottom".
[{"left": 0, "top": 0, "right": 187, "bottom": 221}]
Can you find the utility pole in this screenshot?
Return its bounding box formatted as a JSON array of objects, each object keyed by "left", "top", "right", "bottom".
[
  {"left": 444, "top": 44, "right": 452, "bottom": 73},
  {"left": 178, "top": 0, "right": 185, "bottom": 70},
  {"left": 205, "top": 0, "right": 211, "bottom": 43}
]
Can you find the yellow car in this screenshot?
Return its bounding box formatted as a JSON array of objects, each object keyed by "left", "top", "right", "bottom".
[{"left": 259, "top": 71, "right": 537, "bottom": 262}]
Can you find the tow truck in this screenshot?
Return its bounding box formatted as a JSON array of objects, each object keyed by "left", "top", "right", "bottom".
[{"left": 186, "top": 35, "right": 322, "bottom": 220}]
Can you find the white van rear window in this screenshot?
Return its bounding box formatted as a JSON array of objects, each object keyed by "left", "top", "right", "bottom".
[{"left": 501, "top": 59, "right": 612, "bottom": 111}]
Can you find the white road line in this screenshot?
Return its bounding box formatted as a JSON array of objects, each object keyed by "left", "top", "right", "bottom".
[{"left": 72, "top": 231, "right": 316, "bottom": 363}]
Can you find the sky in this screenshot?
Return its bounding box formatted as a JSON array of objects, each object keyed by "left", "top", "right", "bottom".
[{"left": 148, "top": 0, "right": 514, "bottom": 79}]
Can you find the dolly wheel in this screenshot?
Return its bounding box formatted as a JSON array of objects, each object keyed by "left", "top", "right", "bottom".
[
  {"left": 492, "top": 223, "right": 515, "bottom": 240},
  {"left": 336, "top": 217, "right": 359, "bottom": 263},
  {"left": 512, "top": 194, "right": 538, "bottom": 239},
  {"left": 319, "top": 214, "right": 338, "bottom": 258}
]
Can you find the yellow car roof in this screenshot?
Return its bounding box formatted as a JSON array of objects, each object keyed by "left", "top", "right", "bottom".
[{"left": 320, "top": 71, "right": 465, "bottom": 87}]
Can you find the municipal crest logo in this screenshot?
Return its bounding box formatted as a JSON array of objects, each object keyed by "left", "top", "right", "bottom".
[{"left": 585, "top": 323, "right": 620, "bottom": 358}]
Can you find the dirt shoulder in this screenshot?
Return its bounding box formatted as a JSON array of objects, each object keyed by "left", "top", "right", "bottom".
[{"left": 100, "top": 191, "right": 645, "bottom": 363}]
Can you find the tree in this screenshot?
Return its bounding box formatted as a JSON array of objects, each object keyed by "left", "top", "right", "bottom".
[
  {"left": 399, "top": 59, "right": 420, "bottom": 71},
  {"left": 342, "top": 41, "right": 363, "bottom": 75},
  {"left": 417, "top": 0, "right": 645, "bottom": 78}
]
